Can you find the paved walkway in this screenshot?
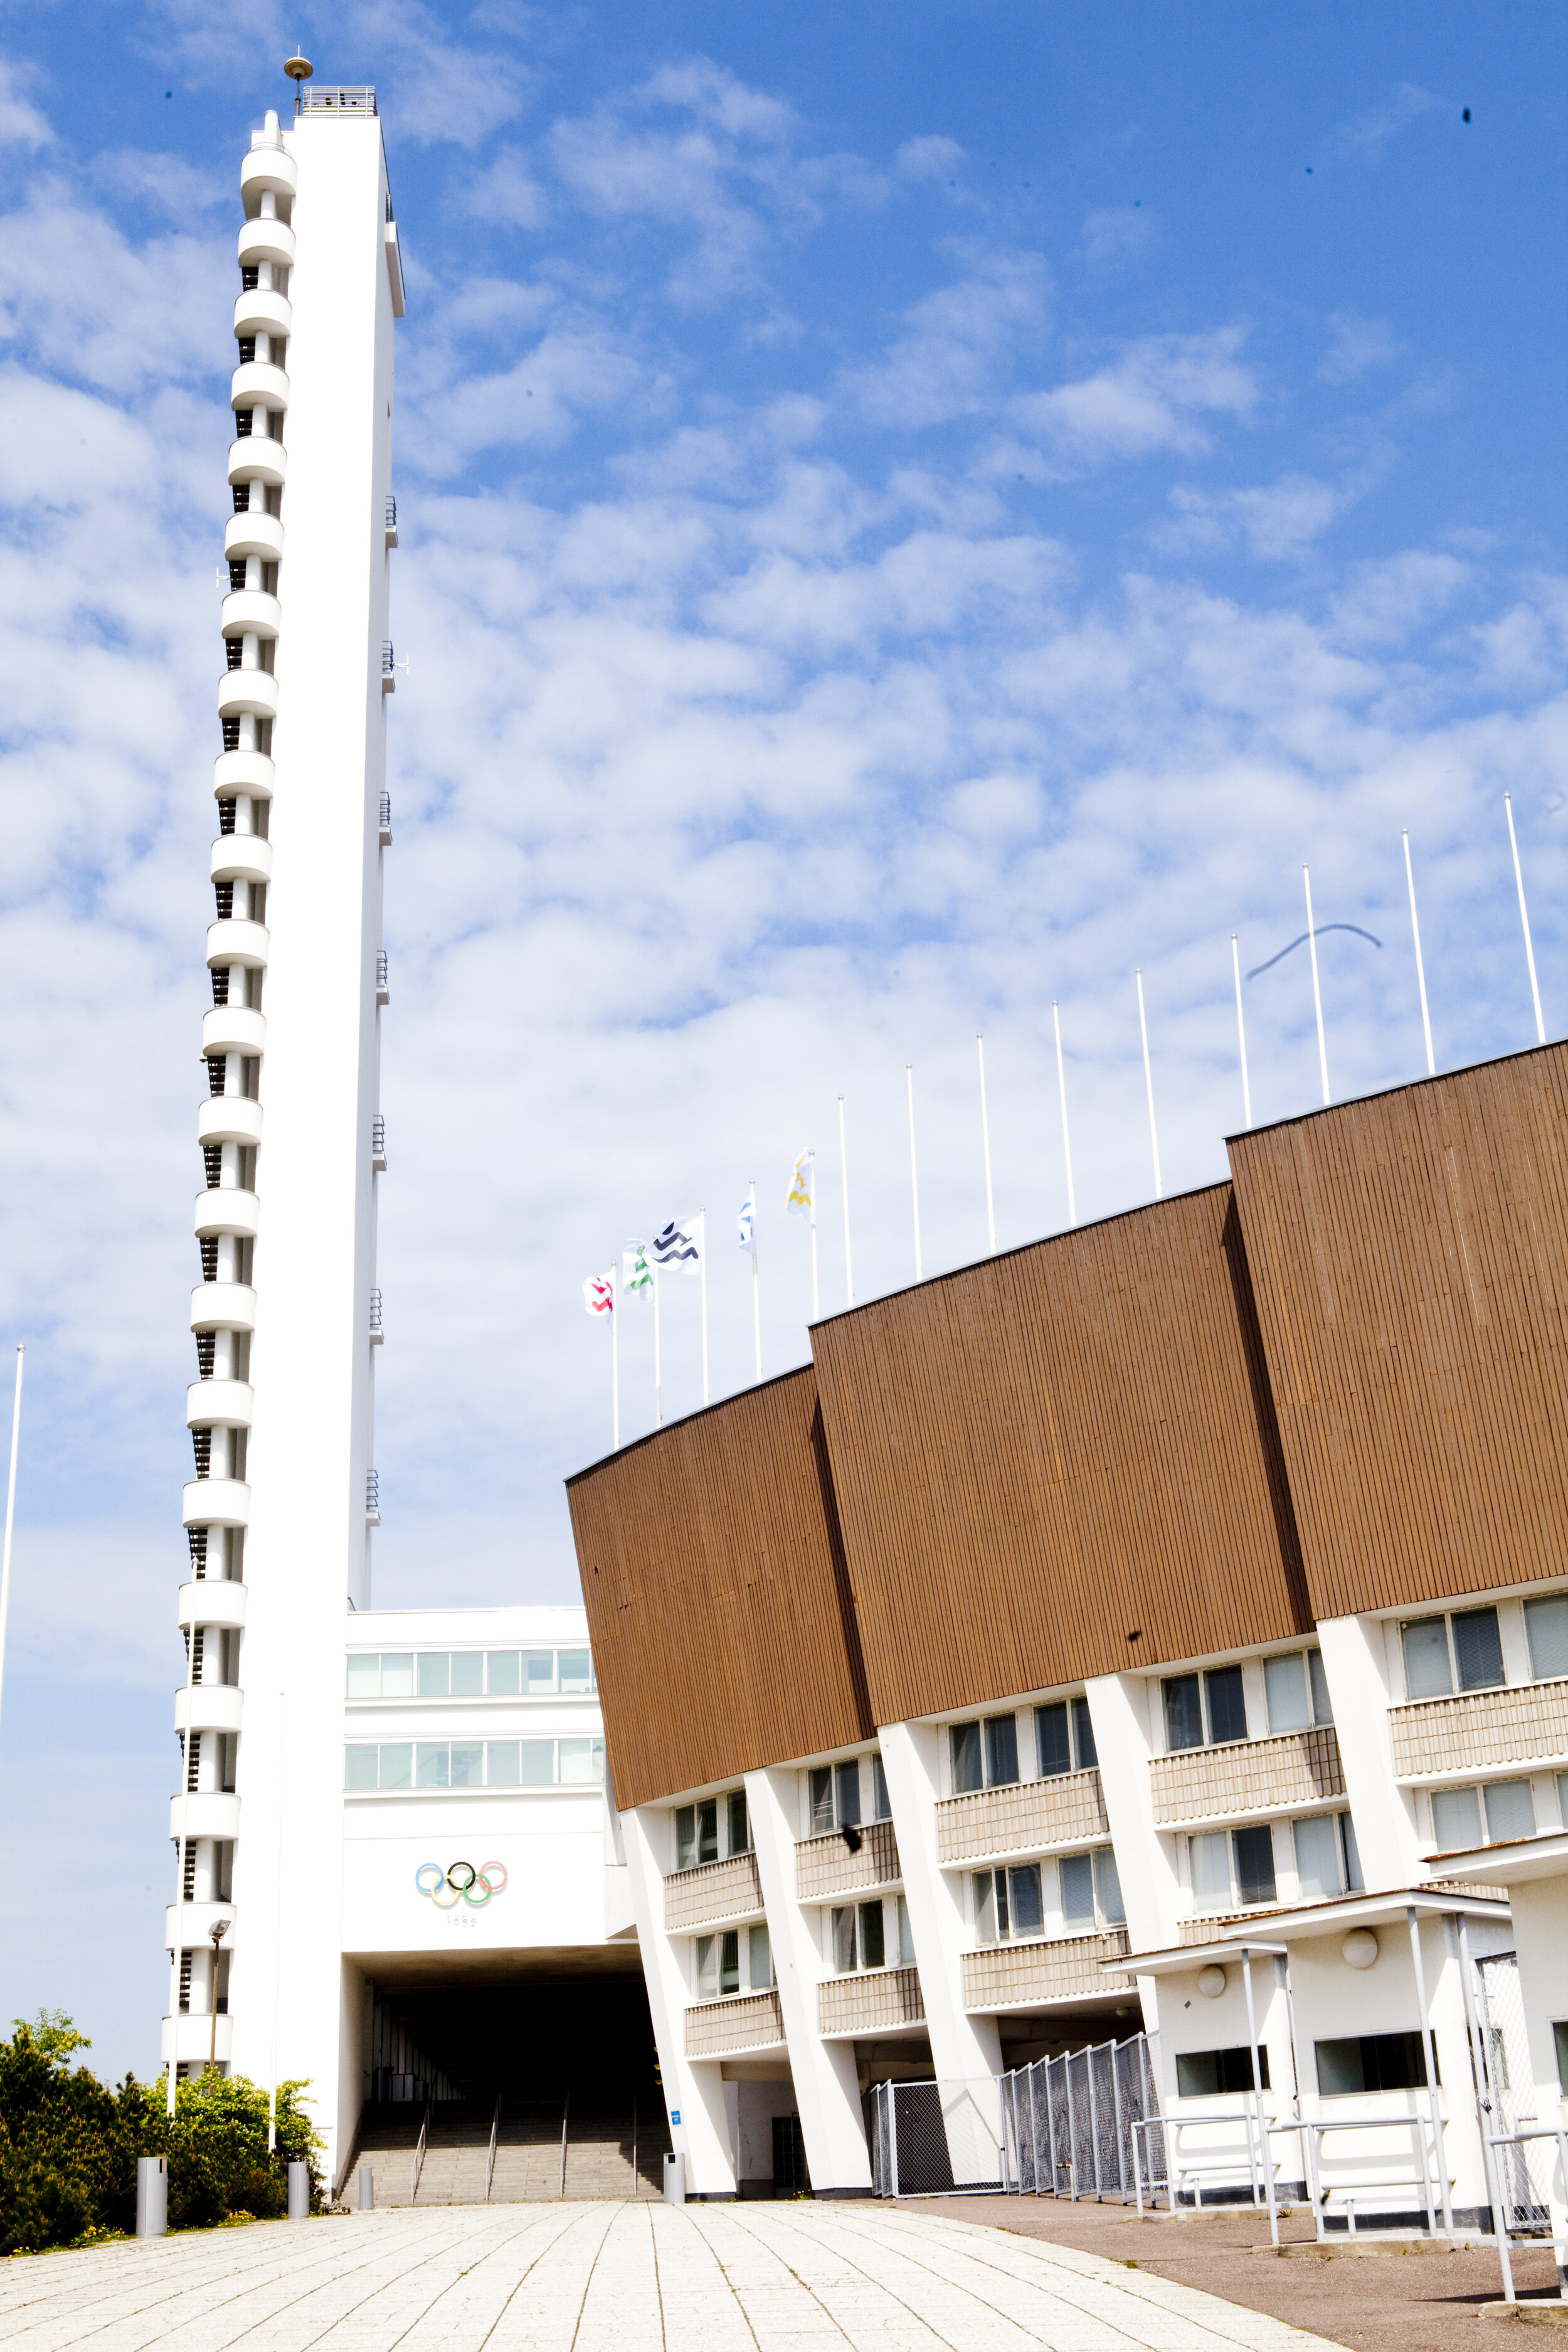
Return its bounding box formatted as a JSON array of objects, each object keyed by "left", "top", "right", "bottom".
[{"left": 0, "top": 2198, "right": 1345, "bottom": 2351}]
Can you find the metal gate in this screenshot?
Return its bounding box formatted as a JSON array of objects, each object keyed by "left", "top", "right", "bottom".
[
  {"left": 872, "top": 2034, "right": 1160, "bottom": 2201},
  {"left": 1475, "top": 1951, "right": 1554, "bottom": 2233},
  {"left": 870, "top": 2075, "right": 1005, "bottom": 2195}
]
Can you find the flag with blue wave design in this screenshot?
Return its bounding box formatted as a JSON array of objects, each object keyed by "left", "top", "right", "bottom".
[
  {"left": 737, "top": 1187, "right": 756, "bottom": 1251},
  {"left": 651, "top": 1216, "right": 701, "bottom": 1276}
]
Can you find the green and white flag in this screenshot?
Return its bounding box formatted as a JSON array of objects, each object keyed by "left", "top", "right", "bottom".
[{"left": 622, "top": 1239, "right": 654, "bottom": 1298}]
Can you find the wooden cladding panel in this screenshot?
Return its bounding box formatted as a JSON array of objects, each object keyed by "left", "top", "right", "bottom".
[
  {"left": 1230, "top": 1047, "right": 1568, "bottom": 1620},
  {"left": 812, "top": 1185, "right": 1311, "bottom": 1729},
  {"left": 569, "top": 1367, "right": 872, "bottom": 1812}
]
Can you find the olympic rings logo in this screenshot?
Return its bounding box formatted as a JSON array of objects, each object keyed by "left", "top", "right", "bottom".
[{"left": 415, "top": 1860, "right": 508, "bottom": 1910}]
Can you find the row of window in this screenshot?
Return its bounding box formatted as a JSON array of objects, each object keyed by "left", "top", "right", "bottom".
[
  {"left": 1189, "top": 1811, "right": 1363, "bottom": 1913},
  {"left": 345, "top": 1648, "right": 595, "bottom": 1700},
  {"left": 1163, "top": 1649, "right": 1332, "bottom": 1754},
  {"left": 344, "top": 1738, "right": 605, "bottom": 1791},
  {"left": 830, "top": 1894, "right": 916, "bottom": 1973},
  {"left": 810, "top": 1754, "right": 890, "bottom": 1833},
  {"left": 1430, "top": 1773, "right": 1567, "bottom": 1851},
  {"left": 973, "top": 1845, "right": 1125, "bottom": 1943},
  {"left": 1402, "top": 1596, "right": 1567, "bottom": 1701},
  {"left": 1175, "top": 2034, "right": 1433, "bottom": 2099},
  {"left": 696, "top": 1924, "right": 772, "bottom": 2000},
  {"left": 951, "top": 1701, "right": 1097, "bottom": 1795},
  {"left": 676, "top": 1789, "right": 752, "bottom": 1870}
]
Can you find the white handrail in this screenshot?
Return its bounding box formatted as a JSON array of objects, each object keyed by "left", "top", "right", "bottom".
[
  {"left": 410, "top": 2097, "right": 430, "bottom": 2203},
  {"left": 1485, "top": 2124, "right": 1568, "bottom": 2305},
  {"left": 485, "top": 2089, "right": 501, "bottom": 2203}
]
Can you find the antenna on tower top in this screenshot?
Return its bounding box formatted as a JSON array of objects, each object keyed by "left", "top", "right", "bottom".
[{"left": 284, "top": 48, "right": 313, "bottom": 115}]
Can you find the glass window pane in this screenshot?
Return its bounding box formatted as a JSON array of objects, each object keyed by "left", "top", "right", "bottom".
[
  {"left": 871, "top": 1755, "right": 891, "bottom": 1820},
  {"left": 696, "top": 1936, "right": 716, "bottom": 1998},
  {"left": 748, "top": 1924, "right": 771, "bottom": 1989},
  {"left": 558, "top": 1648, "right": 593, "bottom": 1693},
  {"left": 415, "top": 1742, "right": 448, "bottom": 1789},
  {"left": 1554, "top": 2021, "right": 1568, "bottom": 2093},
  {"left": 1163, "top": 1675, "right": 1204, "bottom": 1751},
  {"left": 378, "top": 1742, "right": 411, "bottom": 1789},
  {"left": 1009, "top": 1863, "right": 1044, "bottom": 1938},
  {"left": 675, "top": 1805, "right": 696, "bottom": 1869},
  {"left": 1264, "top": 1652, "right": 1310, "bottom": 1733},
  {"left": 1205, "top": 1665, "right": 1248, "bottom": 1744},
  {"left": 344, "top": 1744, "right": 379, "bottom": 1789},
  {"left": 950, "top": 1722, "right": 983, "bottom": 1793},
  {"left": 728, "top": 1789, "right": 751, "bottom": 1854},
  {"left": 1071, "top": 1695, "right": 1098, "bottom": 1770},
  {"left": 1232, "top": 1823, "right": 1276, "bottom": 1905},
  {"left": 1560, "top": 1772, "right": 1568, "bottom": 1827},
  {"left": 486, "top": 1742, "right": 520, "bottom": 1788},
  {"left": 1431, "top": 1783, "right": 1482, "bottom": 1848},
  {"left": 1308, "top": 1650, "right": 1333, "bottom": 1724},
  {"left": 525, "top": 1651, "right": 556, "bottom": 1693},
  {"left": 519, "top": 1739, "right": 554, "bottom": 1786},
  {"left": 486, "top": 1650, "right": 521, "bottom": 1695},
  {"left": 985, "top": 1714, "right": 1020, "bottom": 1788},
  {"left": 898, "top": 1894, "right": 916, "bottom": 1966},
  {"left": 1402, "top": 1618, "right": 1453, "bottom": 1699},
  {"left": 1525, "top": 1596, "right": 1568, "bottom": 1682},
  {"left": 559, "top": 1738, "right": 601, "bottom": 1785},
  {"left": 379, "top": 1653, "right": 414, "bottom": 1698},
  {"left": 416, "top": 1654, "right": 450, "bottom": 1698},
  {"left": 1036, "top": 1702, "right": 1071, "bottom": 1777},
  {"left": 832, "top": 1905, "right": 857, "bottom": 1972},
  {"left": 1190, "top": 1830, "right": 1231, "bottom": 1909},
  {"left": 995, "top": 1868, "right": 1010, "bottom": 1941},
  {"left": 450, "top": 1741, "right": 484, "bottom": 1788},
  {"left": 835, "top": 1759, "right": 862, "bottom": 1827},
  {"left": 1453, "top": 1607, "right": 1505, "bottom": 1692},
  {"left": 696, "top": 1799, "right": 718, "bottom": 1862},
  {"left": 346, "top": 1655, "right": 380, "bottom": 1698},
  {"left": 1093, "top": 1847, "right": 1125, "bottom": 1926},
  {"left": 1483, "top": 1779, "right": 1535, "bottom": 1843},
  {"left": 1059, "top": 1852, "right": 1095, "bottom": 1929},
  {"left": 810, "top": 1767, "right": 835, "bottom": 1833},
  {"left": 973, "top": 1873, "right": 997, "bottom": 1945},
  {"left": 719, "top": 1931, "right": 739, "bottom": 1994},
  {"left": 450, "top": 1653, "right": 484, "bottom": 1697},
  {"left": 1340, "top": 1811, "right": 1364, "bottom": 1892},
  {"left": 859, "top": 1900, "right": 886, "bottom": 1969},
  {"left": 1293, "top": 1813, "right": 1343, "bottom": 1899}
]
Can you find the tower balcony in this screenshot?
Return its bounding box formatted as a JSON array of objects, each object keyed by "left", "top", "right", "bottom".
[
  {"left": 186, "top": 1379, "right": 253, "bottom": 1433},
  {"left": 227, "top": 438, "right": 287, "bottom": 492},
  {"left": 193, "top": 1190, "right": 259, "bottom": 1242},
  {"left": 209, "top": 835, "right": 272, "bottom": 888},
  {"left": 197, "top": 1098, "right": 263, "bottom": 1152},
  {"left": 230, "top": 361, "right": 289, "bottom": 417},
  {"left": 164, "top": 1902, "right": 236, "bottom": 1953},
  {"left": 168, "top": 1791, "right": 240, "bottom": 1842},
  {"left": 178, "top": 1580, "right": 248, "bottom": 1633},
  {"left": 205, "top": 916, "right": 269, "bottom": 969},
  {"left": 223, "top": 510, "right": 284, "bottom": 566},
  {"left": 216, "top": 670, "right": 278, "bottom": 723},
  {"left": 221, "top": 590, "right": 280, "bottom": 642},
  {"left": 161, "top": 2014, "right": 234, "bottom": 2067},
  {"left": 189, "top": 1285, "right": 257, "bottom": 1335},
  {"left": 213, "top": 748, "right": 275, "bottom": 799},
  {"left": 176, "top": 1684, "right": 244, "bottom": 1738},
  {"left": 201, "top": 1005, "right": 266, "bottom": 1059},
  {"left": 240, "top": 144, "right": 297, "bottom": 205},
  {"left": 233, "top": 287, "right": 292, "bottom": 343},
  {"left": 183, "top": 1477, "right": 250, "bottom": 1530},
  {"left": 237, "top": 216, "right": 295, "bottom": 272}
]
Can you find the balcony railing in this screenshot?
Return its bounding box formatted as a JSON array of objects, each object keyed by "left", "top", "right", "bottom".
[
  {"left": 379, "top": 791, "right": 392, "bottom": 841},
  {"left": 366, "top": 1470, "right": 379, "bottom": 1518},
  {"left": 386, "top": 495, "right": 397, "bottom": 529},
  {"left": 371, "top": 1115, "right": 386, "bottom": 1169},
  {"left": 663, "top": 1850, "right": 764, "bottom": 1933},
  {"left": 961, "top": 1929, "right": 1131, "bottom": 2012},
  {"left": 684, "top": 1989, "right": 785, "bottom": 2059},
  {"left": 382, "top": 640, "right": 395, "bottom": 674},
  {"left": 795, "top": 1818, "right": 901, "bottom": 1900},
  {"left": 1149, "top": 1727, "right": 1345, "bottom": 1826},
  {"left": 301, "top": 87, "right": 376, "bottom": 114},
  {"left": 369, "top": 1288, "right": 384, "bottom": 1341},
  {"left": 936, "top": 1771, "right": 1107, "bottom": 1864},
  {"left": 1390, "top": 1677, "right": 1568, "bottom": 1780},
  {"left": 818, "top": 1966, "right": 924, "bottom": 2039},
  {"left": 375, "top": 950, "right": 389, "bottom": 1007}
]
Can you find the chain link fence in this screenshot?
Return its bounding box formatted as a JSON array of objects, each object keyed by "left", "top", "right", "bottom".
[{"left": 871, "top": 2033, "right": 1160, "bottom": 2201}]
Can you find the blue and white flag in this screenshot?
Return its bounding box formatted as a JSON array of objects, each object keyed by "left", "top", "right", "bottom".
[
  {"left": 622, "top": 1239, "right": 654, "bottom": 1298},
  {"left": 737, "top": 1187, "right": 756, "bottom": 1251},
  {"left": 651, "top": 1216, "right": 701, "bottom": 1276}
]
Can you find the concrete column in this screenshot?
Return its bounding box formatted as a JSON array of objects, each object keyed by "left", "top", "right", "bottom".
[
  {"left": 621, "top": 1804, "right": 736, "bottom": 2198},
  {"left": 879, "top": 1720, "right": 1001, "bottom": 2078},
  {"left": 746, "top": 1766, "right": 872, "bottom": 2196},
  {"left": 1084, "top": 1671, "right": 1180, "bottom": 1953},
  {"left": 1315, "top": 1616, "right": 1421, "bottom": 1890}
]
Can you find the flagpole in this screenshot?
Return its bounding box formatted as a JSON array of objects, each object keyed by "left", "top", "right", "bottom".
[
  {"left": 749, "top": 1176, "right": 761, "bottom": 1382},
  {"left": 1231, "top": 936, "right": 1253, "bottom": 1128},
  {"left": 1304, "top": 865, "right": 1330, "bottom": 1104},
  {"left": 837, "top": 1098, "right": 854, "bottom": 1308},
  {"left": 653, "top": 1268, "right": 662, "bottom": 1429},
  {"left": 906, "top": 1065, "right": 923, "bottom": 1282},
  {"left": 808, "top": 1170, "right": 819, "bottom": 1323},
  {"left": 0, "top": 1345, "right": 24, "bottom": 1754},
  {"left": 610, "top": 1269, "right": 620, "bottom": 1449},
  {"left": 1052, "top": 1002, "right": 1076, "bottom": 1229},
  {"left": 1402, "top": 830, "right": 1436, "bottom": 1077},
  {"left": 1505, "top": 794, "right": 1546, "bottom": 1046},
  {"left": 977, "top": 1036, "right": 996, "bottom": 1255},
  {"left": 1135, "top": 969, "right": 1163, "bottom": 1200},
  {"left": 699, "top": 1211, "right": 709, "bottom": 1406}
]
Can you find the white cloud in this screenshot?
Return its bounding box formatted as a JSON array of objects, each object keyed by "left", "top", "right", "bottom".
[
  {"left": 1010, "top": 329, "right": 1256, "bottom": 469},
  {"left": 0, "top": 60, "right": 53, "bottom": 150},
  {"left": 844, "top": 250, "right": 1049, "bottom": 428},
  {"left": 1333, "top": 82, "right": 1444, "bottom": 163},
  {"left": 1159, "top": 473, "right": 1346, "bottom": 561},
  {"left": 897, "top": 135, "right": 964, "bottom": 184},
  {"left": 1081, "top": 206, "right": 1151, "bottom": 268},
  {"left": 1319, "top": 312, "right": 1398, "bottom": 385}
]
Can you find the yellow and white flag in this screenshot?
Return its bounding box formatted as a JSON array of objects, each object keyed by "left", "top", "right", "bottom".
[{"left": 785, "top": 1150, "right": 814, "bottom": 1217}]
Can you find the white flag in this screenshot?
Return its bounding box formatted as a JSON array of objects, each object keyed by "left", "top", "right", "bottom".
[
  {"left": 651, "top": 1216, "right": 701, "bottom": 1276},
  {"left": 785, "top": 1150, "right": 814, "bottom": 1217},
  {"left": 622, "top": 1239, "right": 654, "bottom": 1298},
  {"left": 737, "top": 1187, "right": 756, "bottom": 1251},
  {"left": 583, "top": 1269, "right": 614, "bottom": 1318}
]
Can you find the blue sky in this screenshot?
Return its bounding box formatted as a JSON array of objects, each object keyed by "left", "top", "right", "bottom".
[{"left": 0, "top": 1, "right": 1564, "bottom": 2078}]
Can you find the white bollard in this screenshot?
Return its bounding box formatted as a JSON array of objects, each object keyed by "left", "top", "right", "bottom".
[
  {"left": 663, "top": 2151, "right": 684, "bottom": 2205},
  {"left": 358, "top": 2166, "right": 374, "bottom": 2210},
  {"left": 135, "top": 2156, "right": 167, "bottom": 2238},
  {"left": 287, "top": 2161, "right": 310, "bottom": 2220}
]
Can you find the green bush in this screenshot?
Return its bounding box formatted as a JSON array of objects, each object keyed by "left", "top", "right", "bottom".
[{"left": 0, "top": 2011, "right": 324, "bottom": 2254}]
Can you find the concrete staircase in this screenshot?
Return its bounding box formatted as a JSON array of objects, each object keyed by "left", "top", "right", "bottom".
[{"left": 348, "top": 2094, "right": 669, "bottom": 2207}]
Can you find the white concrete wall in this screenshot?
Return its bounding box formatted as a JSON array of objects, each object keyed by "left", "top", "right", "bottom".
[
  {"left": 879, "top": 1720, "right": 1002, "bottom": 2079},
  {"left": 1086, "top": 1671, "right": 1179, "bottom": 1954},
  {"left": 1315, "top": 1616, "right": 1422, "bottom": 1890},
  {"left": 622, "top": 1804, "right": 736, "bottom": 2198},
  {"left": 1505, "top": 1874, "right": 1568, "bottom": 2264}
]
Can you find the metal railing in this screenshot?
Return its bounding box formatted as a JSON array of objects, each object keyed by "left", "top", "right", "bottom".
[
  {"left": 1005, "top": 2035, "right": 1162, "bottom": 2203},
  {"left": 386, "top": 495, "right": 397, "bottom": 529},
  {"left": 1487, "top": 2125, "right": 1568, "bottom": 2305},
  {"left": 485, "top": 2087, "right": 501, "bottom": 2202},
  {"left": 376, "top": 950, "right": 388, "bottom": 990},
  {"left": 409, "top": 2097, "right": 430, "bottom": 2201},
  {"left": 382, "top": 640, "right": 395, "bottom": 674},
  {"left": 366, "top": 1469, "right": 379, "bottom": 1514},
  {"left": 302, "top": 87, "right": 376, "bottom": 114},
  {"left": 379, "top": 792, "right": 392, "bottom": 837},
  {"left": 369, "top": 1287, "right": 383, "bottom": 1334}
]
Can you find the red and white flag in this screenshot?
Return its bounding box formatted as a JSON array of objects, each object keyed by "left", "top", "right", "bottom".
[{"left": 583, "top": 1269, "right": 614, "bottom": 1318}]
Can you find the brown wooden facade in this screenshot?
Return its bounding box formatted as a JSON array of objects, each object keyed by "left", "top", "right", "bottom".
[{"left": 573, "top": 1046, "right": 1568, "bottom": 1808}]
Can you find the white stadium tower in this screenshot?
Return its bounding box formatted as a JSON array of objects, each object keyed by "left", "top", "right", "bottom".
[{"left": 165, "top": 80, "right": 654, "bottom": 2204}]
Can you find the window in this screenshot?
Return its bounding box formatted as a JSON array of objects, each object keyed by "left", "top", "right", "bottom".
[
  {"left": 1554, "top": 2020, "right": 1568, "bottom": 2093},
  {"left": 418, "top": 1655, "right": 450, "bottom": 1697},
  {"left": 487, "top": 1651, "right": 521, "bottom": 1695},
  {"left": 1316, "top": 2032, "right": 1432, "bottom": 2095},
  {"left": 836, "top": 1759, "right": 862, "bottom": 1826},
  {"left": 1189, "top": 1823, "right": 1278, "bottom": 1910},
  {"left": 1432, "top": 1779, "right": 1535, "bottom": 1848},
  {"left": 343, "top": 1648, "right": 595, "bottom": 1699},
  {"left": 558, "top": 1648, "right": 595, "bottom": 1693},
  {"left": 832, "top": 1905, "right": 857, "bottom": 1972},
  {"left": 695, "top": 1927, "right": 763, "bottom": 2000},
  {"left": 950, "top": 1722, "right": 983, "bottom": 1794},
  {"left": 974, "top": 1867, "right": 1045, "bottom": 1944},
  {"left": 1402, "top": 1608, "right": 1504, "bottom": 1700},
  {"left": 1058, "top": 1853, "right": 1094, "bottom": 1931},
  {"left": 1293, "top": 1811, "right": 1362, "bottom": 1899},
  {"left": 951, "top": 1715, "right": 1019, "bottom": 1792},
  {"left": 1525, "top": 1594, "right": 1568, "bottom": 1681},
  {"left": 984, "top": 1715, "right": 1019, "bottom": 1787},
  {"left": 829, "top": 1897, "right": 896, "bottom": 1972},
  {"left": 897, "top": 1894, "right": 916, "bottom": 1966},
  {"left": 678, "top": 1789, "right": 748, "bottom": 1867},
  {"left": 344, "top": 1744, "right": 378, "bottom": 1789},
  {"left": 451, "top": 1653, "right": 484, "bottom": 1697},
  {"left": 1164, "top": 1665, "right": 1248, "bottom": 1751},
  {"left": 728, "top": 1790, "right": 751, "bottom": 1855},
  {"left": 1036, "top": 1698, "right": 1096, "bottom": 1777},
  {"left": 749, "top": 1924, "right": 771, "bottom": 1988},
  {"left": 346, "top": 1656, "right": 379, "bottom": 1698},
  {"left": 1264, "top": 1650, "right": 1333, "bottom": 1733},
  {"left": 871, "top": 1755, "right": 891, "bottom": 1820},
  {"left": 696, "top": 1800, "right": 719, "bottom": 1863},
  {"left": 1175, "top": 2046, "right": 1270, "bottom": 2097},
  {"left": 1093, "top": 1847, "right": 1126, "bottom": 1926},
  {"left": 342, "top": 1737, "right": 601, "bottom": 1791},
  {"left": 859, "top": 1899, "right": 886, "bottom": 1969}
]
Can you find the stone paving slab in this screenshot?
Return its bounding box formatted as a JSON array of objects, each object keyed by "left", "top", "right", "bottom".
[{"left": 0, "top": 2200, "right": 1350, "bottom": 2352}]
